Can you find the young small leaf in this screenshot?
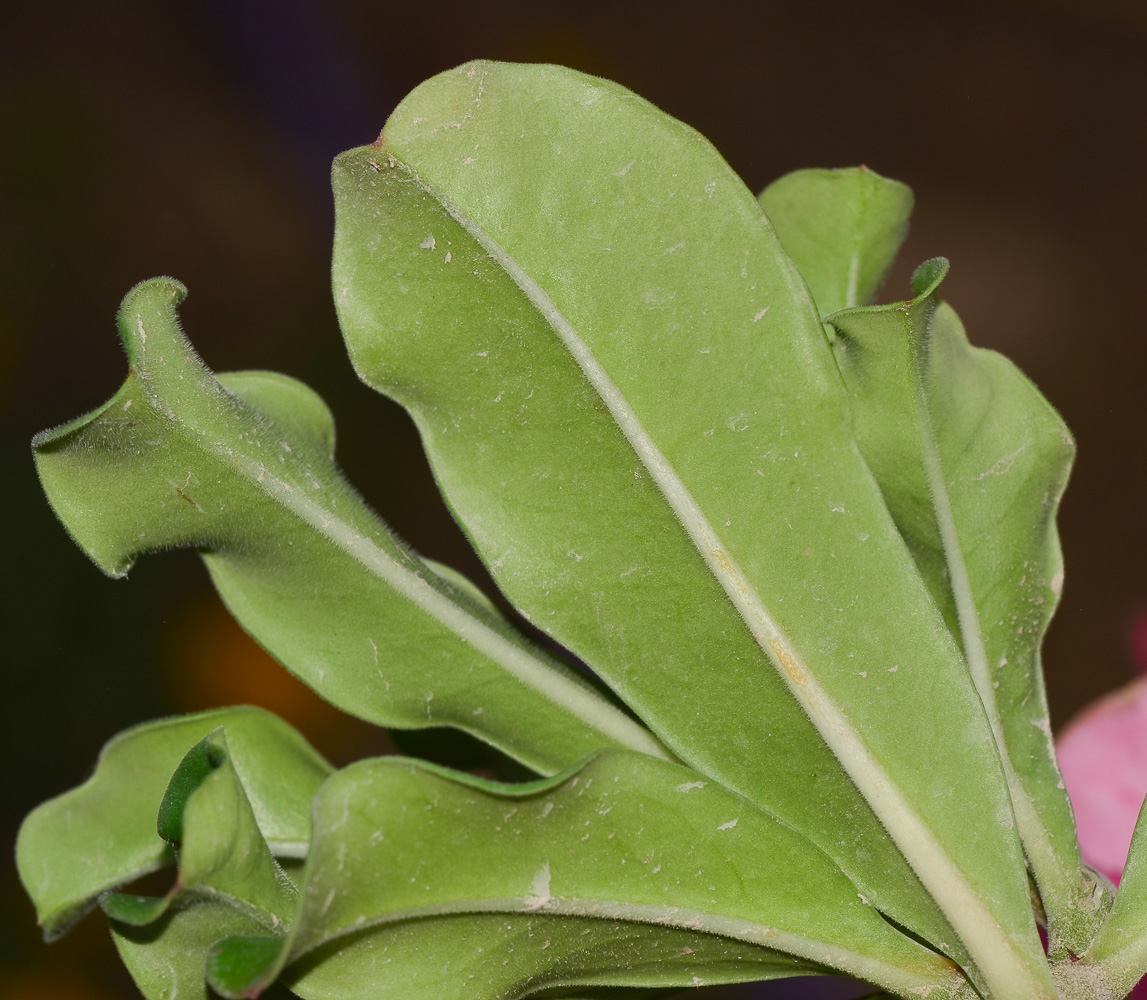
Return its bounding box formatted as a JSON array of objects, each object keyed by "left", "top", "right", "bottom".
[
  {"left": 1086, "top": 797, "right": 1147, "bottom": 996},
  {"left": 759, "top": 166, "right": 913, "bottom": 315},
  {"left": 17, "top": 707, "right": 328, "bottom": 940},
  {"left": 31, "top": 279, "right": 667, "bottom": 775},
  {"left": 157, "top": 734, "right": 227, "bottom": 845},
  {"left": 105, "top": 729, "right": 298, "bottom": 999}
]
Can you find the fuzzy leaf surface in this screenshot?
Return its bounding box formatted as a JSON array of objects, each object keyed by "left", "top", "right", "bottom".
[
  {"left": 31, "top": 279, "right": 666, "bottom": 775},
  {"left": 113, "top": 901, "right": 279, "bottom": 1000},
  {"left": 16, "top": 707, "right": 327, "bottom": 940},
  {"left": 758, "top": 167, "right": 912, "bottom": 315},
  {"left": 1086, "top": 797, "right": 1147, "bottom": 995},
  {"left": 826, "top": 262, "right": 1099, "bottom": 953},
  {"left": 206, "top": 752, "right": 970, "bottom": 1000},
  {"left": 283, "top": 916, "right": 820, "bottom": 1000},
  {"left": 332, "top": 60, "right": 1047, "bottom": 996},
  {"left": 106, "top": 729, "right": 298, "bottom": 1000},
  {"left": 104, "top": 729, "right": 297, "bottom": 930}
]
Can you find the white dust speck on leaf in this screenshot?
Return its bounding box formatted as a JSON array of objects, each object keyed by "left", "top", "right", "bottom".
[
  {"left": 717, "top": 818, "right": 738, "bottom": 831},
  {"left": 676, "top": 780, "right": 707, "bottom": 793},
  {"left": 444, "top": 252, "right": 452, "bottom": 263},
  {"left": 1051, "top": 571, "right": 1065, "bottom": 595},
  {"left": 420, "top": 235, "right": 436, "bottom": 250},
  {"left": 524, "top": 862, "right": 553, "bottom": 912},
  {"left": 752, "top": 307, "right": 770, "bottom": 323}
]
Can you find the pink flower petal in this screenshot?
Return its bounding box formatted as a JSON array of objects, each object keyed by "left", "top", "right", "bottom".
[{"left": 1057, "top": 616, "right": 1147, "bottom": 885}]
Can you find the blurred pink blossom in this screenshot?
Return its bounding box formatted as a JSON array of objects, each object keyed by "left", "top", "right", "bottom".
[
  {"left": 1057, "top": 615, "right": 1147, "bottom": 886},
  {"left": 1056, "top": 615, "right": 1147, "bottom": 998}
]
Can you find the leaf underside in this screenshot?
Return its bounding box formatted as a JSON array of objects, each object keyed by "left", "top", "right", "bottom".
[
  {"left": 31, "top": 279, "right": 665, "bottom": 776},
  {"left": 333, "top": 59, "right": 1051, "bottom": 998},
  {"left": 207, "top": 753, "right": 964, "bottom": 1000}
]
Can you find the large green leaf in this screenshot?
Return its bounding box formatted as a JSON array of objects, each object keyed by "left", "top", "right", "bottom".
[
  {"left": 286, "top": 916, "right": 822, "bottom": 1000},
  {"left": 758, "top": 167, "right": 913, "bottom": 316},
  {"left": 825, "top": 260, "right": 1101, "bottom": 954},
  {"left": 31, "top": 279, "right": 667, "bottom": 775},
  {"left": 1085, "top": 798, "right": 1147, "bottom": 996},
  {"left": 205, "top": 753, "right": 972, "bottom": 1000},
  {"left": 16, "top": 706, "right": 328, "bottom": 940},
  {"left": 331, "top": 60, "right": 1048, "bottom": 996}
]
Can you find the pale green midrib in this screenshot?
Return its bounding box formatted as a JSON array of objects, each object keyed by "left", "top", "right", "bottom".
[
  {"left": 843, "top": 181, "right": 868, "bottom": 310},
  {"left": 129, "top": 374, "right": 668, "bottom": 766},
  {"left": 286, "top": 896, "right": 965, "bottom": 998},
  {"left": 430, "top": 183, "right": 1053, "bottom": 1000},
  {"left": 907, "top": 310, "right": 1080, "bottom": 933},
  {"left": 845, "top": 250, "right": 861, "bottom": 310},
  {"left": 223, "top": 456, "right": 667, "bottom": 761}
]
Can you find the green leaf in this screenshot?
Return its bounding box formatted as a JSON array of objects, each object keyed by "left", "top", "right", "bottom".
[
  {"left": 1085, "top": 797, "right": 1147, "bottom": 995},
  {"left": 206, "top": 753, "right": 971, "bottom": 1000},
  {"left": 104, "top": 733, "right": 296, "bottom": 924},
  {"left": 825, "top": 261, "right": 1102, "bottom": 954},
  {"left": 157, "top": 732, "right": 228, "bottom": 845},
  {"left": 112, "top": 900, "right": 279, "bottom": 1000},
  {"left": 16, "top": 707, "right": 328, "bottom": 940},
  {"left": 758, "top": 167, "right": 913, "bottom": 315},
  {"left": 285, "top": 917, "right": 821, "bottom": 1000},
  {"left": 105, "top": 729, "right": 298, "bottom": 999},
  {"left": 332, "top": 60, "right": 1048, "bottom": 996},
  {"left": 31, "top": 279, "right": 667, "bottom": 775}
]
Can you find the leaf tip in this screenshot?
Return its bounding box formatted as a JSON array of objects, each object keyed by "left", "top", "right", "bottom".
[
  {"left": 910, "top": 257, "right": 950, "bottom": 299},
  {"left": 116, "top": 276, "right": 190, "bottom": 365}
]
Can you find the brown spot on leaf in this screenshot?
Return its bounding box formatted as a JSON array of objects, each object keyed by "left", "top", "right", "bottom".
[{"left": 769, "top": 639, "right": 807, "bottom": 687}]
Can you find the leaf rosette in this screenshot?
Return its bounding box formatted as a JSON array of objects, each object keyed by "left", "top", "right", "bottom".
[{"left": 19, "top": 60, "right": 1137, "bottom": 1000}]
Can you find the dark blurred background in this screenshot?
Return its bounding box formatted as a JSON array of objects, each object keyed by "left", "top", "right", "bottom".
[{"left": 2, "top": 1, "right": 1145, "bottom": 997}]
